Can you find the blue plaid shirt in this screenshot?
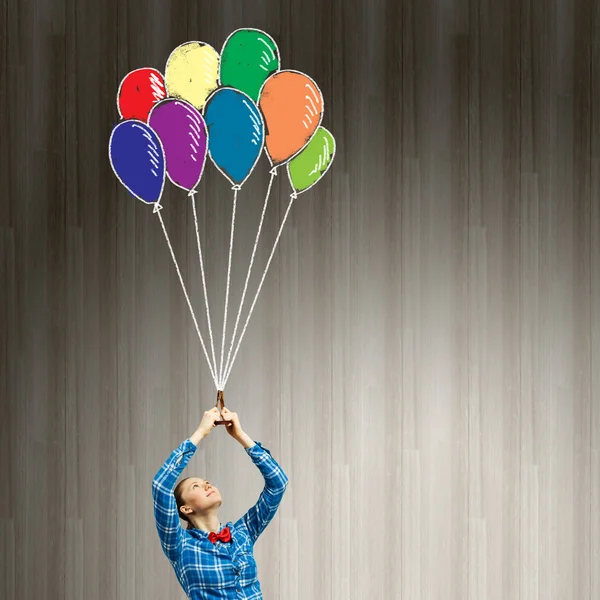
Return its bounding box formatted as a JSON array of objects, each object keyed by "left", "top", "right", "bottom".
[{"left": 151, "top": 438, "right": 289, "bottom": 599}]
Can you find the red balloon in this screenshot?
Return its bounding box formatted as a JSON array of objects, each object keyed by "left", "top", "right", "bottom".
[{"left": 117, "top": 68, "right": 167, "bottom": 121}]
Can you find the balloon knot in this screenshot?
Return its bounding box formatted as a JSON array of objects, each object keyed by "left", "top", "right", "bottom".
[
  {"left": 232, "top": 184, "right": 242, "bottom": 191},
  {"left": 153, "top": 202, "right": 163, "bottom": 213},
  {"left": 291, "top": 192, "right": 298, "bottom": 200},
  {"left": 188, "top": 189, "right": 197, "bottom": 198},
  {"left": 269, "top": 167, "right": 278, "bottom": 176}
]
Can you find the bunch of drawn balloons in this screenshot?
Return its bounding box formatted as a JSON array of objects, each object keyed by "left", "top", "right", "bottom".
[
  {"left": 108, "top": 29, "right": 336, "bottom": 391},
  {"left": 109, "top": 28, "right": 336, "bottom": 204}
]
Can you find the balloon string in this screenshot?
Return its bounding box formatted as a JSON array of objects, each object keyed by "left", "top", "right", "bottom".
[
  {"left": 190, "top": 191, "right": 219, "bottom": 380},
  {"left": 156, "top": 209, "right": 219, "bottom": 388},
  {"left": 222, "top": 169, "right": 277, "bottom": 383},
  {"left": 222, "top": 192, "right": 297, "bottom": 388},
  {"left": 218, "top": 187, "right": 239, "bottom": 387}
]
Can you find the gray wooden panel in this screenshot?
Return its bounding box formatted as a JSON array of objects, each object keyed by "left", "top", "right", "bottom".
[{"left": 1, "top": 0, "right": 598, "bottom": 599}]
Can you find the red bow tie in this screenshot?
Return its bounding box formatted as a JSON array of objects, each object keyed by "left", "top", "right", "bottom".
[{"left": 208, "top": 526, "right": 232, "bottom": 544}]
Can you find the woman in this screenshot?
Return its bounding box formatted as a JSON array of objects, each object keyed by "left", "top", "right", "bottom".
[{"left": 151, "top": 405, "right": 289, "bottom": 599}]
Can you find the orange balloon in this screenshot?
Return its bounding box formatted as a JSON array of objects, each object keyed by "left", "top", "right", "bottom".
[{"left": 259, "top": 70, "right": 324, "bottom": 166}]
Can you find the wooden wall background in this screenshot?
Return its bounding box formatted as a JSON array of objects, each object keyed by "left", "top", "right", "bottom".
[{"left": 1, "top": 0, "right": 598, "bottom": 598}]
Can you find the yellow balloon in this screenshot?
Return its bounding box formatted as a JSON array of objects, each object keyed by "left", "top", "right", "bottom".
[{"left": 165, "top": 42, "right": 219, "bottom": 110}]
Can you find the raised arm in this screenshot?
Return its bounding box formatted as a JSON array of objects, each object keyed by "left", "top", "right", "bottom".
[
  {"left": 151, "top": 409, "right": 221, "bottom": 561},
  {"left": 240, "top": 438, "right": 289, "bottom": 544},
  {"left": 151, "top": 438, "right": 197, "bottom": 561},
  {"left": 213, "top": 406, "right": 289, "bottom": 544}
]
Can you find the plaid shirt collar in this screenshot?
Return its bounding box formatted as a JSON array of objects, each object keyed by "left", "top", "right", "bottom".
[{"left": 186, "top": 521, "right": 232, "bottom": 541}]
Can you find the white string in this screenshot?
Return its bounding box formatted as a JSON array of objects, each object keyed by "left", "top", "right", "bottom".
[
  {"left": 222, "top": 168, "right": 277, "bottom": 382},
  {"left": 218, "top": 186, "right": 240, "bottom": 388},
  {"left": 190, "top": 190, "right": 218, "bottom": 380},
  {"left": 222, "top": 192, "right": 297, "bottom": 388},
  {"left": 156, "top": 207, "right": 219, "bottom": 388}
]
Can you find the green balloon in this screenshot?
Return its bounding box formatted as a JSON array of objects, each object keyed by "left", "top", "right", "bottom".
[
  {"left": 287, "top": 127, "right": 336, "bottom": 194},
  {"left": 219, "top": 29, "right": 280, "bottom": 102}
]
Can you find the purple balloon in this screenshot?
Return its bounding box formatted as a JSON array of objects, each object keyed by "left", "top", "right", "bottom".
[{"left": 148, "top": 99, "right": 208, "bottom": 192}]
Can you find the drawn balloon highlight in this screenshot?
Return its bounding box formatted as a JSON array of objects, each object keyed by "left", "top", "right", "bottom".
[
  {"left": 204, "top": 88, "right": 265, "bottom": 187},
  {"left": 219, "top": 28, "right": 280, "bottom": 102},
  {"left": 148, "top": 99, "right": 208, "bottom": 193},
  {"left": 117, "top": 67, "right": 167, "bottom": 122},
  {"left": 258, "top": 70, "right": 324, "bottom": 166},
  {"left": 109, "top": 120, "right": 166, "bottom": 204},
  {"left": 287, "top": 127, "right": 336, "bottom": 194},
  {"left": 165, "top": 41, "right": 220, "bottom": 111}
]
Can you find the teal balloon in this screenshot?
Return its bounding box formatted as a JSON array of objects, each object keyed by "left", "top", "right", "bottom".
[
  {"left": 204, "top": 88, "right": 265, "bottom": 187},
  {"left": 219, "top": 29, "right": 280, "bottom": 102}
]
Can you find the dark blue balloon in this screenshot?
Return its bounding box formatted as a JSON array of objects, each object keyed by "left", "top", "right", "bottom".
[
  {"left": 109, "top": 120, "right": 166, "bottom": 203},
  {"left": 204, "top": 88, "right": 265, "bottom": 186}
]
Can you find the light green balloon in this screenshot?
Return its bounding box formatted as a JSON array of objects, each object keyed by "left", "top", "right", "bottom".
[
  {"left": 287, "top": 127, "right": 336, "bottom": 194},
  {"left": 219, "top": 29, "right": 280, "bottom": 102}
]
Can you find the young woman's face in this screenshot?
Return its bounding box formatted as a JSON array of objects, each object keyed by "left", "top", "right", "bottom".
[{"left": 181, "top": 478, "right": 222, "bottom": 516}]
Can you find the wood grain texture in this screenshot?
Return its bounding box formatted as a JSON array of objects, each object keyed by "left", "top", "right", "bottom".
[{"left": 1, "top": 0, "right": 598, "bottom": 598}]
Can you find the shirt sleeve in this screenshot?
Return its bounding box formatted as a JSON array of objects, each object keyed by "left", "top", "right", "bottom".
[
  {"left": 240, "top": 441, "right": 289, "bottom": 544},
  {"left": 151, "top": 438, "right": 198, "bottom": 561}
]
